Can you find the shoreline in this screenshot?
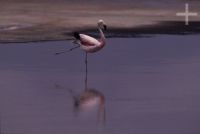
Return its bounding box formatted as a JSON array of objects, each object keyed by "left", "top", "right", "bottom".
[
  {"left": 0, "top": 21, "right": 200, "bottom": 43},
  {"left": 0, "top": 1, "right": 200, "bottom": 43}
]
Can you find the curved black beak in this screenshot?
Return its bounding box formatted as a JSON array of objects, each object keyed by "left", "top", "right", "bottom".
[{"left": 103, "top": 25, "right": 107, "bottom": 31}]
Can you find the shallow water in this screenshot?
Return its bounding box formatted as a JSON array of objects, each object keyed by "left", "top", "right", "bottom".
[{"left": 1, "top": 36, "right": 200, "bottom": 134}]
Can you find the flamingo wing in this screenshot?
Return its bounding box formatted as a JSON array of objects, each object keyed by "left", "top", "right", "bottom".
[{"left": 79, "top": 34, "right": 100, "bottom": 46}]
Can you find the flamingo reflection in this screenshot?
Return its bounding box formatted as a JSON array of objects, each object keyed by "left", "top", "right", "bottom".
[{"left": 73, "top": 88, "right": 106, "bottom": 124}]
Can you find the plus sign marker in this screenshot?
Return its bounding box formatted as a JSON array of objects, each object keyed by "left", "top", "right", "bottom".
[{"left": 176, "top": 3, "right": 198, "bottom": 25}]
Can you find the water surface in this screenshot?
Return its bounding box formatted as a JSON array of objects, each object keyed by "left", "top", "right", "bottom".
[{"left": 0, "top": 36, "right": 200, "bottom": 134}]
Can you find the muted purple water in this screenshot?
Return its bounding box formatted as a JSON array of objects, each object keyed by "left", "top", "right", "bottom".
[{"left": 0, "top": 36, "right": 200, "bottom": 134}]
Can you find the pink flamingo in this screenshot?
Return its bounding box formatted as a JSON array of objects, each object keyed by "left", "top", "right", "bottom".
[{"left": 56, "top": 19, "right": 107, "bottom": 89}]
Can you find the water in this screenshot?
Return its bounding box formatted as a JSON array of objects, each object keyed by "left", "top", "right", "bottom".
[{"left": 0, "top": 35, "right": 200, "bottom": 134}]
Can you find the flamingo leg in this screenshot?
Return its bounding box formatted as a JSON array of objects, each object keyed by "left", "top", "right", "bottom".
[
  {"left": 85, "top": 52, "right": 88, "bottom": 90},
  {"left": 55, "top": 45, "right": 80, "bottom": 55}
]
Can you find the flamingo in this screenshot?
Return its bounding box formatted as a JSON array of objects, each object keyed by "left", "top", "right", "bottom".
[
  {"left": 73, "top": 19, "right": 107, "bottom": 53},
  {"left": 56, "top": 19, "right": 107, "bottom": 89}
]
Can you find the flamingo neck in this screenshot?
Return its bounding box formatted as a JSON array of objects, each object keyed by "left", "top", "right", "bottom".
[{"left": 98, "top": 27, "right": 106, "bottom": 45}]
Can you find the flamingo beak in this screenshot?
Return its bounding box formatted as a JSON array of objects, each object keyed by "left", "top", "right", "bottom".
[{"left": 103, "top": 25, "right": 107, "bottom": 31}]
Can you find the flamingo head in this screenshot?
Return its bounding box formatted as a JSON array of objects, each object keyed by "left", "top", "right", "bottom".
[{"left": 98, "top": 19, "right": 107, "bottom": 31}]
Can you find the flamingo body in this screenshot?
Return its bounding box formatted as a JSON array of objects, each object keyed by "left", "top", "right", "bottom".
[
  {"left": 79, "top": 34, "right": 105, "bottom": 53},
  {"left": 74, "top": 19, "right": 107, "bottom": 53}
]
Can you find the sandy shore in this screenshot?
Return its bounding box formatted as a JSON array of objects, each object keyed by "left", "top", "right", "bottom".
[{"left": 0, "top": 1, "right": 200, "bottom": 43}]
